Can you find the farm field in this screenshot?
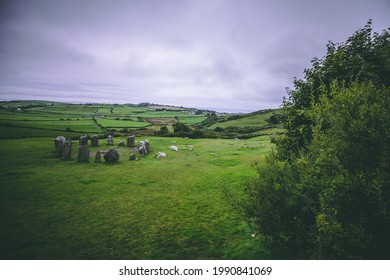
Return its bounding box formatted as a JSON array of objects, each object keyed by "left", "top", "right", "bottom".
[
  {"left": 0, "top": 102, "right": 212, "bottom": 139},
  {"left": 209, "top": 110, "right": 279, "bottom": 129},
  {"left": 96, "top": 118, "right": 150, "bottom": 128},
  {"left": 1, "top": 102, "right": 281, "bottom": 140}
]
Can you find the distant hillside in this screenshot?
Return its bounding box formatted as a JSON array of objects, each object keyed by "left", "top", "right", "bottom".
[
  {"left": 0, "top": 100, "right": 283, "bottom": 139},
  {"left": 198, "top": 108, "right": 284, "bottom": 139}
]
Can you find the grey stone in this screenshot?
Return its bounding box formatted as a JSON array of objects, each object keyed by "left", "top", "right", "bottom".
[
  {"left": 144, "top": 139, "right": 151, "bottom": 152},
  {"left": 91, "top": 135, "right": 99, "bottom": 147},
  {"left": 79, "top": 135, "right": 88, "bottom": 145},
  {"left": 107, "top": 135, "right": 114, "bottom": 145},
  {"left": 138, "top": 141, "right": 147, "bottom": 156},
  {"left": 127, "top": 135, "right": 135, "bottom": 147},
  {"left": 129, "top": 153, "right": 136, "bottom": 160},
  {"left": 62, "top": 138, "right": 72, "bottom": 160},
  {"left": 77, "top": 145, "right": 89, "bottom": 162},
  {"left": 117, "top": 141, "right": 125, "bottom": 146},
  {"left": 54, "top": 136, "right": 65, "bottom": 149},
  {"left": 95, "top": 151, "right": 102, "bottom": 163},
  {"left": 104, "top": 148, "right": 119, "bottom": 162},
  {"left": 55, "top": 136, "right": 65, "bottom": 157},
  {"left": 137, "top": 139, "right": 151, "bottom": 156}
]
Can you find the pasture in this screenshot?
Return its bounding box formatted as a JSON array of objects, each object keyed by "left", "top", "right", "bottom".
[
  {"left": 209, "top": 110, "right": 279, "bottom": 130},
  {"left": 0, "top": 101, "right": 278, "bottom": 259},
  {"left": 0, "top": 135, "right": 272, "bottom": 259}
]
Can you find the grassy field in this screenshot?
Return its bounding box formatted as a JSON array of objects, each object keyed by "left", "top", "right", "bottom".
[
  {"left": 0, "top": 119, "right": 100, "bottom": 132},
  {"left": 96, "top": 118, "right": 150, "bottom": 128},
  {"left": 176, "top": 116, "right": 207, "bottom": 124},
  {"left": 209, "top": 110, "right": 278, "bottom": 129},
  {"left": 0, "top": 135, "right": 272, "bottom": 260},
  {"left": 0, "top": 101, "right": 280, "bottom": 259}
]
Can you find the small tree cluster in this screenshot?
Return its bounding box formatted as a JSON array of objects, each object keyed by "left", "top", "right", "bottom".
[{"left": 244, "top": 21, "right": 390, "bottom": 259}]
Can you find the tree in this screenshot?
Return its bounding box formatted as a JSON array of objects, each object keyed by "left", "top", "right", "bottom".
[
  {"left": 159, "top": 125, "right": 169, "bottom": 135},
  {"left": 244, "top": 22, "right": 390, "bottom": 259},
  {"left": 268, "top": 114, "right": 282, "bottom": 125},
  {"left": 277, "top": 21, "right": 390, "bottom": 159},
  {"left": 173, "top": 122, "right": 191, "bottom": 133}
]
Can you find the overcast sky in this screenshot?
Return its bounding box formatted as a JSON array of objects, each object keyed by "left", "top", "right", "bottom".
[{"left": 0, "top": 0, "right": 389, "bottom": 112}]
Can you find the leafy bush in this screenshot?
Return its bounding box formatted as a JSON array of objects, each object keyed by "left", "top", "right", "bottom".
[
  {"left": 159, "top": 125, "right": 169, "bottom": 135},
  {"left": 173, "top": 122, "right": 191, "bottom": 133},
  {"left": 244, "top": 22, "right": 390, "bottom": 259},
  {"left": 278, "top": 21, "right": 390, "bottom": 158}
]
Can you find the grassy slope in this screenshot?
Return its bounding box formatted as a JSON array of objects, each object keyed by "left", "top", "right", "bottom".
[
  {"left": 0, "top": 136, "right": 272, "bottom": 260},
  {"left": 209, "top": 110, "right": 278, "bottom": 129},
  {"left": 96, "top": 118, "right": 150, "bottom": 128},
  {"left": 0, "top": 109, "right": 101, "bottom": 139}
]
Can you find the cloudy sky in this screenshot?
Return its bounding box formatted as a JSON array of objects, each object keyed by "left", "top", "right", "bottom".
[{"left": 0, "top": 0, "right": 389, "bottom": 112}]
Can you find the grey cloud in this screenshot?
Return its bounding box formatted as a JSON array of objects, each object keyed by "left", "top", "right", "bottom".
[{"left": 0, "top": 0, "right": 389, "bottom": 112}]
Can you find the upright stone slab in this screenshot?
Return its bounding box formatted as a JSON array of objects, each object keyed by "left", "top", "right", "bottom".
[
  {"left": 77, "top": 135, "right": 89, "bottom": 162},
  {"left": 62, "top": 138, "right": 72, "bottom": 160},
  {"left": 138, "top": 141, "right": 147, "bottom": 156},
  {"left": 129, "top": 153, "right": 136, "bottom": 160},
  {"left": 79, "top": 135, "right": 88, "bottom": 145},
  {"left": 104, "top": 148, "right": 119, "bottom": 162},
  {"left": 54, "top": 136, "right": 65, "bottom": 149},
  {"left": 107, "top": 135, "right": 114, "bottom": 145},
  {"left": 91, "top": 135, "right": 99, "bottom": 147},
  {"left": 55, "top": 136, "right": 66, "bottom": 157},
  {"left": 127, "top": 135, "right": 135, "bottom": 147},
  {"left": 95, "top": 151, "right": 101, "bottom": 163},
  {"left": 77, "top": 145, "right": 89, "bottom": 162},
  {"left": 144, "top": 139, "right": 151, "bottom": 153}
]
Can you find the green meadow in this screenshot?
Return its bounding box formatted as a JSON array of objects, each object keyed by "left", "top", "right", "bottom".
[
  {"left": 0, "top": 101, "right": 277, "bottom": 259},
  {"left": 209, "top": 110, "right": 279, "bottom": 130}
]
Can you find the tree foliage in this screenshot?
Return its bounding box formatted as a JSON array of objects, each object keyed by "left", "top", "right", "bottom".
[
  {"left": 277, "top": 20, "right": 390, "bottom": 158},
  {"left": 159, "top": 125, "right": 169, "bottom": 135},
  {"left": 244, "top": 22, "right": 390, "bottom": 259},
  {"left": 173, "top": 122, "right": 192, "bottom": 133}
]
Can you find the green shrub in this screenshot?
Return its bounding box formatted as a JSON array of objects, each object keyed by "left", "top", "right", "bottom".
[{"left": 244, "top": 22, "right": 390, "bottom": 259}]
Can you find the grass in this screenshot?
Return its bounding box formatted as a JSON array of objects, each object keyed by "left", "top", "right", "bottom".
[
  {"left": 0, "top": 119, "right": 100, "bottom": 133},
  {"left": 96, "top": 118, "right": 150, "bottom": 128},
  {"left": 0, "top": 101, "right": 279, "bottom": 259},
  {"left": 209, "top": 110, "right": 279, "bottom": 129},
  {"left": 0, "top": 126, "right": 83, "bottom": 139},
  {"left": 112, "top": 106, "right": 151, "bottom": 115},
  {"left": 176, "top": 116, "right": 207, "bottom": 124},
  {"left": 96, "top": 106, "right": 113, "bottom": 115},
  {"left": 0, "top": 136, "right": 272, "bottom": 259},
  {"left": 26, "top": 106, "right": 98, "bottom": 116},
  {"left": 137, "top": 111, "right": 201, "bottom": 118}
]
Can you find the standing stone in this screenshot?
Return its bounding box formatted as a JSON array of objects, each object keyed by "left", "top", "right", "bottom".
[
  {"left": 138, "top": 141, "right": 147, "bottom": 156},
  {"left": 62, "top": 138, "right": 72, "bottom": 160},
  {"left": 79, "top": 135, "right": 88, "bottom": 145},
  {"left": 77, "top": 144, "right": 89, "bottom": 162},
  {"left": 104, "top": 148, "right": 119, "bottom": 162},
  {"left": 107, "top": 135, "right": 114, "bottom": 145},
  {"left": 95, "top": 151, "right": 101, "bottom": 163},
  {"left": 144, "top": 139, "right": 151, "bottom": 153},
  {"left": 55, "top": 136, "right": 65, "bottom": 157},
  {"left": 129, "top": 153, "right": 136, "bottom": 160},
  {"left": 117, "top": 141, "right": 125, "bottom": 146},
  {"left": 127, "top": 135, "right": 135, "bottom": 147},
  {"left": 91, "top": 135, "right": 99, "bottom": 147},
  {"left": 54, "top": 136, "right": 65, "bottom": 149}
]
